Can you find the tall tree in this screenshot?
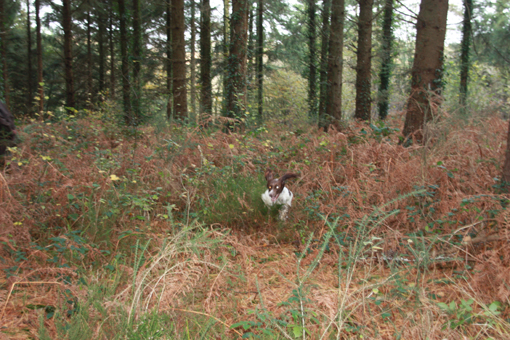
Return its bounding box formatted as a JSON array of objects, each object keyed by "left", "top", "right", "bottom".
[
  {"left": 108, "top": 0, "right": 115, "bottom": 98},
  {"left": 459, "top": 0, "right": 473, "bottom": 108},
  {"left": 35, "top": 0, "right": 43, "bottom": 114},
  {"left": 225, "top": 0, "right": 249, "bottom": 126},
  {"left": 377, "top": 0, "right": 394, "bottom": 120},
  {"left": 256, "top": 0, "right": 263, "bottom": 120},
  {"left": 97, "top": 5, "right": 106, "bottom": 94},
  {"left": 132, "top": 0, "right": 141, "bottom": 120},
  {"left": 222, "top": 0, "right": 230, "bottom": 103},
  {"left": 354, "top": 0, "right": 373, "bottom": 121},
  {"left": 308, "top": 0, "right": 317, "bottom": 121},
  {"left": 318, "top": 0, "right": 330, "bottom": 124},
  {"left": 62, "top": 0, "right": 75, "bottom": 109},
  {"left": 403, "top": 0, "right": 448, "bottom": 143},
  {"left": 200, "top": 0, "right": 212, "bottom": 115},
  {"left": 118, "top": 0, "right": 132, "bottom": 122},
  {"left": 248, "top": 5, "right": 254, "bottom": 89},
  {"left": 166, "top": 0, "right": 172, "bottom": 119},
  {"left": 325, "top": 0, "right": 345, "bottom": 128},
  {"left": 190, "top": 0, "right": 196, "bottom": 119},
  {"left": 171, "top": 0, "right": 188, "bottom": 119},
  {"left": 86, "top": 7, "right": 93, "bottom": 106},
  {"left": 0, "top": 0, "right": 10, "bottom": 108},
  {"left": 26, "top": 0, "right": 33, "bottom": 109}
]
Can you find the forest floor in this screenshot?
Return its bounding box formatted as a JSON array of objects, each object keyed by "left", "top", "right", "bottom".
[{"left": 1, "top": 109, "right": 510, "bottom": 339}]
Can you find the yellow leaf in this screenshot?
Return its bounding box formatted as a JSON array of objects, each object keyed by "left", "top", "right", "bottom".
[
  {"left": 110, "top": 174, "right": 120, "bottom": 181},
  {"left": 229, "top": 144, "right": 234, "bottom": 149}
]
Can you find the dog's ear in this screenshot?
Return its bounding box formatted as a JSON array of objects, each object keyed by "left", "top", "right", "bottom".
[
  {"left": 280, "top": 172, "right": 298, "bottom": 185},
  {"left": 265, "top": 168, "right": 274, "bottom": 181}
]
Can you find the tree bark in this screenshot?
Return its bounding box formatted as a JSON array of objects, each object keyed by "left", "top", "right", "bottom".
[
  {"left": 118, "top": 0, "right": 132, "bottom": 122},
  {"left": 354, "top": 0, "right": 373, "bottom": 121},
  {"left": 318, "top": 0, "right": 330, "bottom": 125},
  {"left": 248, "top": 5, "right": 254, "bottom": 89},
  {"left": 166, "top": 0, "right": 172, "bottom": 119},
  {"left": 223, "top": 0, "right": 230, "bottom": 105},
  {"left": 62, "top": 0, "right": 75, "bottom": 109},
  {"left": 200, "top": 0, "right": 212, "bottom": 114},
  {"left": 377, "top": 0, "right": 393, "bottom": 120},
  {"left": 226, "top": 0, "right": 248, "bottom": 127},
  {"left": 132, "top": 0, "right": 141, "bottom": 120},
  {"left": 35, "top": 0, "right": 43, "bottom": 114},
  {"left": 109, "top": 0, "right": 115, "bottom": 99},
  {"left": 459, "top": 0, "right": 472, "bottom": 108},
  {"left": 308, "top": 0, "right": 317, "bottom": 121},
  {"left": 171, "top": 0, "right": 188, "bottom": 120},
  {"left": 0, "top": 0, "right": 10, "bottom": 108},
  {"left": 98, "top": 6, "right": 106, "bottom": 94},
  {"left": 87, "top": 8, "right": 93, "bottom": 107},
  {"left": 325, "top": 0, "right": 345, "bottom": 127},
  {"left": 27, "top": 0, "right": 33, "bottom": 110},
  {"left": 190, "top": 0, "right": 196, "bottom": 120},
  {"left": 256, "top": 0, "right": 263, "bottom": 120},
  {"left": 403, "top": 0, "right": 448, "bottom": 143}
]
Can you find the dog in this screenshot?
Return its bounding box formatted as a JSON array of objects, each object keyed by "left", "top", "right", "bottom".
[{"left": 261, "top": 169, "right": 298, "bottom": 220}]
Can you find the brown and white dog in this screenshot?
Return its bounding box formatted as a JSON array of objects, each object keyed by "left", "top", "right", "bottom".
[{"left": 261, "top": 169, "right": 298, "bottom": 220}]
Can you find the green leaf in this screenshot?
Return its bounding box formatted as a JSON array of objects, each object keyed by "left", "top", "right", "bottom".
[{"left": 292, "top": 325, "right": 303, "bottom": 338}]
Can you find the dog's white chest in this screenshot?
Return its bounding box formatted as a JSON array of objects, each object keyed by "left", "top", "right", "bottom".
[{"left": 261, "top": 187, "right": 293, "bottom": 207}]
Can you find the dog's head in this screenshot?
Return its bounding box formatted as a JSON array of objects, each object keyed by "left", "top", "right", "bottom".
[{"left": 265, "top": 169, "right": 298, "bottom": 203}]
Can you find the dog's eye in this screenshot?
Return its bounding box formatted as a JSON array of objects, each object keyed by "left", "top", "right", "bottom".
[
  {"left": 276, "top": 186, "right": 279, "bottom": 189},
  {"left": 268, "top": 186, "right": 272, "bottom": 189}
]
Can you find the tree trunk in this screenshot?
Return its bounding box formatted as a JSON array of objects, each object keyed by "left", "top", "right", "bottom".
[
  {"left": 172, "top": 0, "right": 188, "bottom": 120},
  {"left": 308, "top": 0, "right": 317, "bottom": 121},
  {"left": 354, "top": 0, "right": 373, "bottom": 121},
  {"left": 248, "top": 5, "right": 254, "bottom": 102},
  {"left": 200, "top": 0, "right": 212, "bottom": 114},
  {"left": 166, "top": 0, "right": 172, "bottom": 119},
  {"left": 256, "top": 0, "right": 263, "bottom": 120},
  {"left": 98, "top": 6, "right": 106, "bottom": 94},
  {"left": 0, "top": 0, "right": 10, "bottom": 108},
  {"left": 223, "top": 0, "right": 230, "bottom": 105},
  {"left": 35, "top": 0, "right": 43, "bottom": 114},
  {"left": 318, "top": 0, "right": 330, "bottom": 125},
  {"left": 132, "top": 0, "right": 141, "bottom": 121},
  {"left": 225, "top": 0, "right": 248, "bottom": 127},
  {"left": 27, "top": 0, "right": 33, "bottom": 111},
  {"left": 190, "top": 0, "right": 196, "bottom": 120},
  {"left": 403, "top": 0, "right": 448, "bottom": 143},
  {"left": 109, "top": 0, "right": 115, "bottom": 99},
  {"left": 62, "top": 0, "right": 75, "bottom": 109},
  {"left": 377, "top": 0, "right": 393, "bottom": 120},
  {"left": 459, "top": 0, "right": 472, "bottom": 108},
  {"left": 87, "top": 8, "right": 93, "bottom": 107},
  {"left": 118, "top": 0, "right": 132, "bottom": 122},
  {"left": 325, "top": 0, "right": 345, "bottom": 127}
]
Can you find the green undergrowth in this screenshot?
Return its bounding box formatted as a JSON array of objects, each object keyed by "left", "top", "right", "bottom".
[{"left": 2, "top": 109, "right": 510, "bottom": 339}]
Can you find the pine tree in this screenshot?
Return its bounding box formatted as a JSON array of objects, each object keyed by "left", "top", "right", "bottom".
[
  {"left": 403, "top": 0, "right": 448, "bottom": 143},
  {"left": 377, "top": 0, "right": 393, "bottom": 120},
  {"left": 226, "top": 0, "right": 249, "bottom": 128},
  {"left": 459, "top": 0, "right": 472, "bottom": 108},
  {"left": 62, "top": 0, "right": 75, "bottom": 109},
  {"left": 354, "top": 0, "right": 373, "bottom": 121},
  {"left": 172, "top": 0, "right": 188, "bottom": 120},
  {"left": 325, "top": 0, "right": 345, "bottom": 127},
  {"left": 200, "top": 0, "right": 212, "bottom": 115}
]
